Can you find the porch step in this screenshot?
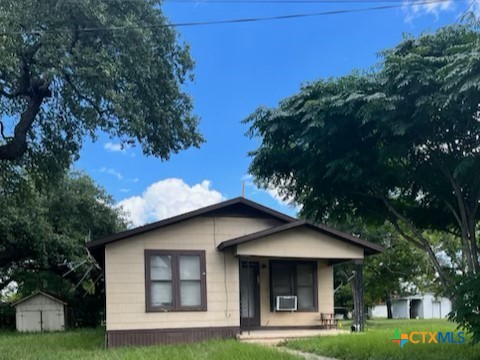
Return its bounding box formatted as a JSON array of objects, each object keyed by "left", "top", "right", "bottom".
[{"left": 237, "top": 329, "right": 348, "bottom": 344}]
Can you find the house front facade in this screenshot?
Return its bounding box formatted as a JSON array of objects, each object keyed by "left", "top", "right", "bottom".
[{"left": 87, "top": 197, "right": 382, "bottom": 347}]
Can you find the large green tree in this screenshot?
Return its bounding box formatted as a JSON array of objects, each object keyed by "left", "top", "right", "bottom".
[
  {"left": 0, "top": 0, "right": 202, "bottom": 167},
  {"left": 0, "top": 169, "right": 126, "bottom": 325},
  {"left": 246, "top": 21, "right": 480, "bottom": 286}
]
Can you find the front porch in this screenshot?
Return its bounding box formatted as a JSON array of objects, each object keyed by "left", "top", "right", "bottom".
[
  {"left": 237, "top": 328, "right": 349, "bottom": 345},
  {"left": 239, "top": 257, "right": 335, "bottom": 329},
  {"left": 217, "top": 220, "right": 383, "bottom": 334}
]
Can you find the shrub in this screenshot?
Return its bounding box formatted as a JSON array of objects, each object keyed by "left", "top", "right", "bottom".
[{"left": 448, "top": 273, "right": 480, "bottom": 343}]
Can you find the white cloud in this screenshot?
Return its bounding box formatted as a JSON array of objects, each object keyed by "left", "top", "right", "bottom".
[
  {"left": 117, "top": 178, "right": 225, "bottom": 227},
  {"left": 104, "top": 142, "right": 124, "bottom": 152},
  {"left": 99, "top": 167, "right": 123, "bottom": 180},
  {"left": 403, "top": 0, "right": 455, "bottom": 22}
]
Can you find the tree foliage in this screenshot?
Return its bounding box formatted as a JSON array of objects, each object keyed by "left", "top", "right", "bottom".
[
  {"left": 0, "top": 0, "right": 202, "bottom": 167},
  {"left": 0, "top": 169, "right": 126, "bottom": 326},
  {"left": 449, "top": 273, "right": 480, "bottom": 343},
  {"left": 333, "top": 218, "right": 433, "bottom": 318},
  {"left": 246, "top": 21, "right": 480, "bottom": 285}
]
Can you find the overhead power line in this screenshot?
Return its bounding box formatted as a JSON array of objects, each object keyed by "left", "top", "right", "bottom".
[
  {"left": 55, "top": 0, "right": 468, "bottom": 3},
  {"left": 457, "top": 0, "right": 477, "bottom": 23},
  {"left": 164, "top": 0, "right": 465, "bottom": 3},
  {"left": 0, "top": 0, "right": 457, "bottom": 36}
]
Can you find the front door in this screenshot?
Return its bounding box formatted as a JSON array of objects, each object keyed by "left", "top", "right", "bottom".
[{"left": 240, "top": 260, "right": 260, "bottom": 328}]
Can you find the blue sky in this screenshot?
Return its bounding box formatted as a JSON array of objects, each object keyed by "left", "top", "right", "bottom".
[{"left": 75, "top": 0, "right": 467, "bottom": 226}]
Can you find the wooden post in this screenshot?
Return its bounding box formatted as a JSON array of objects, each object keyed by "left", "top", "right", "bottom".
[{"left": 354, "top": 259, "right": 364, "bottom": 332}]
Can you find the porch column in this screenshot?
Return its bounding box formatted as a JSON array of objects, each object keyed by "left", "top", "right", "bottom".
[{"left": 353, "top": 259, "right": 364, "bottom": 332}]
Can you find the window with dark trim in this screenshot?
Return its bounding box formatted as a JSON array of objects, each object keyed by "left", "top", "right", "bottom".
[
  {"left": 145, "top": 250, "right": 207, "bottom": 312},
  {"left": 270, "top": 260, "right": 317, "bottom": 312}
]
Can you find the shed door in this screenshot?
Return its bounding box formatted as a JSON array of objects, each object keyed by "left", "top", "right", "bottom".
[
  {"left": 43, "top": 310, "right": 64, "bottom": 331},
  {"left": 20, "top": 311, "right": 42, "bottom": 332}
]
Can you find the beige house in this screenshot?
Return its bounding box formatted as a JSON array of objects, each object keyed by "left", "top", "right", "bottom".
[{"left": 87, "top": 197, "right": 382, "bottom": 347}]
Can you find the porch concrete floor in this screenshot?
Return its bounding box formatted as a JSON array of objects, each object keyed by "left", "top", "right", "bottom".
[{"left": 237, "top": 328, "right": 348, "bottom": 345}]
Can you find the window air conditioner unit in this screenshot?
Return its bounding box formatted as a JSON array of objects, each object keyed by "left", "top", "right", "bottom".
[{"left": 276, "top": 296, "right": 297, "bottom": 311}]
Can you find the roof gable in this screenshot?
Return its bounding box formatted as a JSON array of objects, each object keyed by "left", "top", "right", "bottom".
[
  {"left": 86, "top": 197, "right": 295, "bottom": 262},
  {"left": 217, "top": 220, "right": 383, "bottom": 255},
  {"left": 12, "top": 291, "right": 67, "bottom": 307}
]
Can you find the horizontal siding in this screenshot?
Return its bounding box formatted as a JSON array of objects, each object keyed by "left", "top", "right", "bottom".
[
  {"left": 105, "top": 216, "right": 281, "bottom": 331},
  {"left": 236, "top": 227, "right": 364, "bottom": 259}
]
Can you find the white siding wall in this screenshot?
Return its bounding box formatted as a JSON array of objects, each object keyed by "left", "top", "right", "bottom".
[
  {"left": 369, "top": 304, "right": 388, "bottom": 318},
  {"left": 15, "top": 294, "right": 65, "bottom": 332},
  {"left": 423, "top": 294, "right": 452, "bottom": 319},
  {"left": 392, "top": 300, "right": 409, "bottom": 319}
]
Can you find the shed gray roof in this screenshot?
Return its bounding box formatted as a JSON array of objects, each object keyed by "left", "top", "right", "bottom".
[{"left": 12, "top": 291, "right": 67, "bottom": 307}]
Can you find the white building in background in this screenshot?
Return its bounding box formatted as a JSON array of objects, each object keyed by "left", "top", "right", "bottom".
[
  {"left": 369, "top": 293, "right": 452, "bottom": 319},
  {"left": 369, "top": 304, "right": 388, "bottom": 318},
  {"left": 13, "top": 291, "right": 67, "bottom": 332}
]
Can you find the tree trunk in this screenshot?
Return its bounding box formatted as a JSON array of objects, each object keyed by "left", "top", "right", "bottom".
[
  {"left": 352, "top": 260, "right": 364, "bottom": 331},
  {"left": 386, "top": 293, "right": 393, "bottom": 319}
]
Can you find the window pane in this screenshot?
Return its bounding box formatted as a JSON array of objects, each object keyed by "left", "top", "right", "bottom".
[
  {"left": 272, "top": 263, "right": 292, "bottom": 288},
  {"left": 180, "top": 281, "right": 201, "bottom": 307},
  {"left": 180, "top": 255, "right": 200, "bottom": 280},
  {"left": 151, "top": 282, "right": 172, "bottom": 306},
  {"left": 151, "top": 255, "right": 171, "bottom": 280},
  {"left": 297, "top": 264, "right": 314, "bottom": 286},
  {"left": 298, "top": 287, "right": 314, "bottom": 309}
]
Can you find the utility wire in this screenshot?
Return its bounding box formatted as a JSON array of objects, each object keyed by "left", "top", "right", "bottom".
[
  {"left": 55, "top": 0, "right": 469, "bottom": 3},
  {"left": 165, "top": 0, "right": 467, "bottom": 3},
  {"left": 0, "top": 0, "right": 456, "bottom": 36},
  {"left": 457, "top": 0, "right": 477, "bottom": 23}
]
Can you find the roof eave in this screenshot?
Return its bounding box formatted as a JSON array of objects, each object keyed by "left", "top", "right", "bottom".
[
  {"left": 86, "top": 197, "right": 296, "bottom": 252},
  {"left": 217, "top": 220, "right": 384, "bottom": 255}
]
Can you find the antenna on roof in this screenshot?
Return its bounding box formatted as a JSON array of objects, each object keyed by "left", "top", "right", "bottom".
[{"left": 242, "top": 181, "right": 245, "bottom": 198}]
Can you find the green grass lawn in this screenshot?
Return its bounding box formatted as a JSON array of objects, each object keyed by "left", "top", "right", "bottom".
[
  {"left": 0, "top": 329, "right": 301, "bottom": 360},
  {"left": 285, "top": 319, "right": 480, "bottom": 360}
]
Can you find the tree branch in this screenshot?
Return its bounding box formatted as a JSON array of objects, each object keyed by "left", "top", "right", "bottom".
[
  {"left": 0, "top": 94, "right": 45, "bottom": 160},
  {"left": 64, "top": 73, "right": 109, "bottom": 116},
  {"left": 379, "top": 194, "right": 452, "bottom": 286},
  {"left": 435, "top": 158, "right": 476, "bottom": 272}
]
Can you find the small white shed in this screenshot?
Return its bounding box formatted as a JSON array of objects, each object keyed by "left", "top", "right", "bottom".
[{"left": 13, "top": 291, "right": 67, "bottom": 332}]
